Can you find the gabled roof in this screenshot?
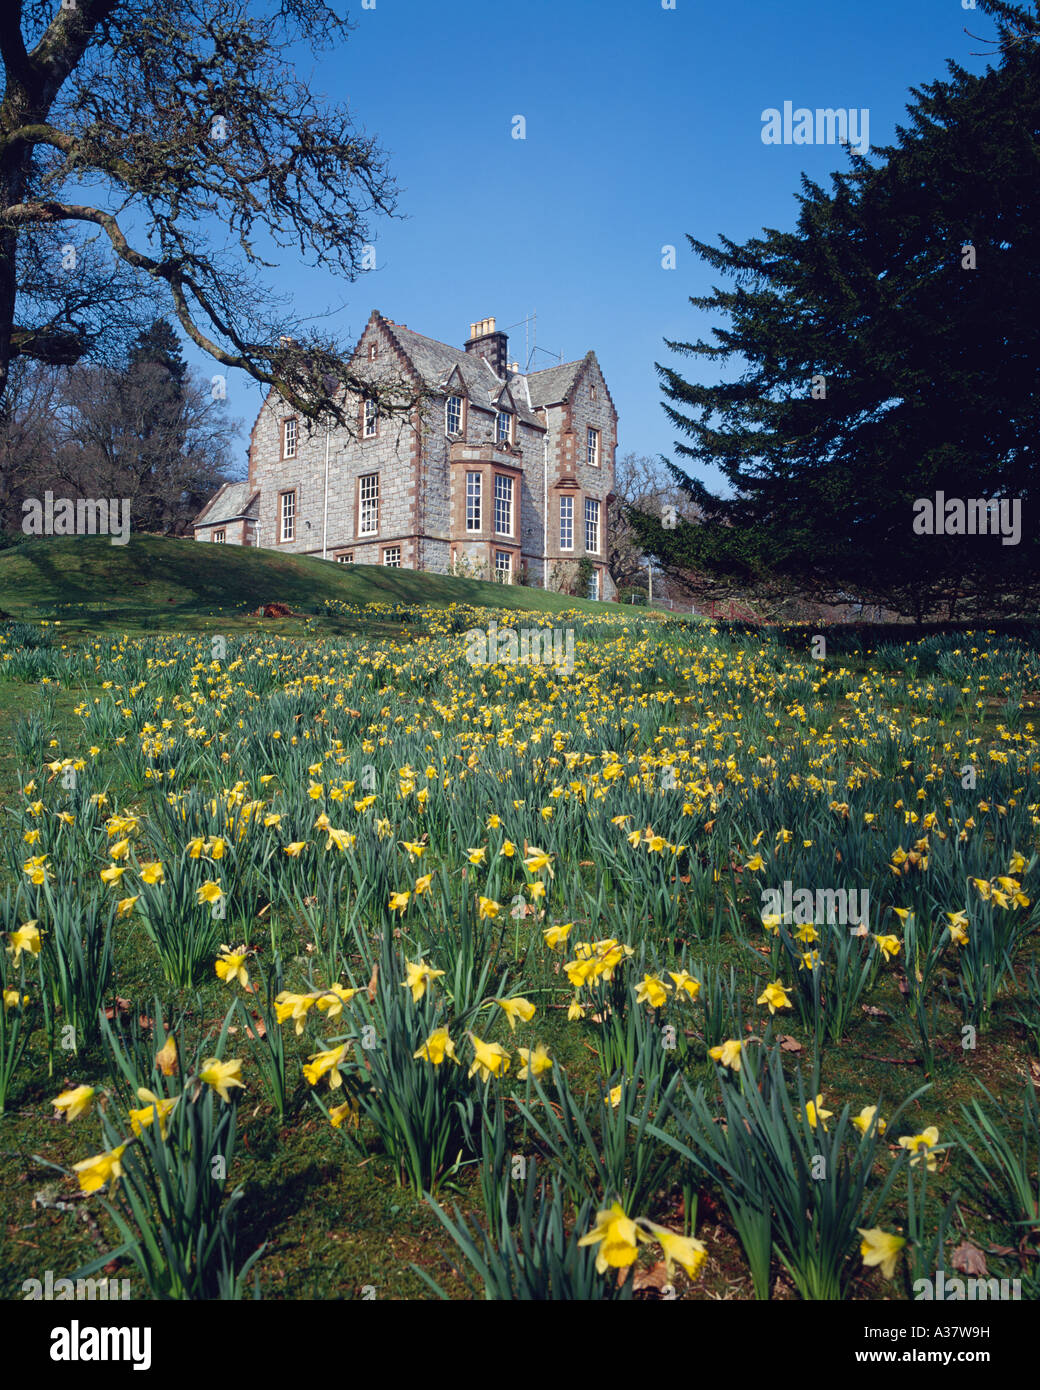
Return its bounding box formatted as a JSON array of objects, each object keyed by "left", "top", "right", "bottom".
[
  {"left": 375, "top": 320, "right": 546, "bottom": 428},
  {"left": 194, "top": 481, "right": 260, "bottom": 527},
  {"left": 524, "top": 357, "right": 587, "bottom": 408}
]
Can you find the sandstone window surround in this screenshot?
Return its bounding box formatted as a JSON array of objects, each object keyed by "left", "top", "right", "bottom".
[
  {"left": 358, "top": 473, "right": 379, "bottom": 536},
  {"left": 281, "top": 417, "right": 298, "bottom": 460},
  {"left": 587, "top": 426, "right": 600, "bottom": 467},
  {"left": 466, "top": 471, "right": 482, "bottom": 531},
  {"left": 494, "top": 474, "right": 514, "bottom": 537},
  {"left": 212, "top": 528, "right": 226, "bottom": 543},
  {"left": 494, "top": 549, "right": 512, "bottom": 583},
  {"left": 559, "top": 494, "right": 574, "bottom": 551},
  {"left": 362, "top": 397, "right": 379, "bottom": 439},
  {"left": 334, "top": 551, "right": 354, "bottom": 563},
  {"left": 278, "top": 489, "right": 296, "bottom": 543},
  {"left": 495, "top": 410, "right": 514, "bottom": 445},
  {"left": 585, "top": 497, "right": 601, "bottom": 554}
]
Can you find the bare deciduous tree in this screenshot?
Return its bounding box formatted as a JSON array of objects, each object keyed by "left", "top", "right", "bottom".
[{"left": 0, "top": 0, "right": 416, "bottom": 426}]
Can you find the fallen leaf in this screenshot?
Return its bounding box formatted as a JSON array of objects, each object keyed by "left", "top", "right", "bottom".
[
  {"left": 952, "top": 1243, "right": 987, "bottom": 1277},
  {"left": 777, "top": 1035, "right": 802, "bottom": 1053},
  {"left": 986, "top": 1244, "right": 1017, "bottom": 1258},
  {"left": 367, "top": 961, "right": 379, "bottom": 1003},
  {"left": 633, "top": 1261, "right": 672, "bottom": 1293},
  {"left": 104, "top": 997, "right": 132, "bottom": 1021},
  {"left": 862, "top": 1005, "right": 890, "bottom": 1018},
  {"left": 246, "top": 1012, "right": 267, "bottom": 1040}
]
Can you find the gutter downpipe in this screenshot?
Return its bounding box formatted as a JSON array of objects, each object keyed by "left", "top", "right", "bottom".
[{"left": 321, "top": 415, "right": 330, "bottom": 560}]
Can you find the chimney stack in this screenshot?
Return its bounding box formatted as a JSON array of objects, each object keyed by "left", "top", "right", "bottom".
[{"left": 465, "top": 316, "right": 508, "bottom": 377}]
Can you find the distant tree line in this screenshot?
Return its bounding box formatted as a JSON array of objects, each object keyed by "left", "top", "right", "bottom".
[{"left": 0, "top": 318, "right": 241, "bottom": 542}]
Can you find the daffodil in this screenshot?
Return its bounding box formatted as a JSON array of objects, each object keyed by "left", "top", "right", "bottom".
[
  {"left": 51, "top": 1085, "right": 95, "bottom": 1123},
  {"left": 73, "top": 1144, "right": 127, "bottom": 1195},
  {"left": 388, "top": 890, "right": 411, "bottom": 913},
  {"left": 315, "top": 983, "right": 357, "bottom": 1017},
  {"left": 543, "top": 922, "right": 574, "bottom": 950},
  {"left": 852, "top": 1105, "right": 886, "bottom": 1137},
  {"left": 494, "top": 996, "right": 536, "bottom": 1031},
  {"left": 644, "top": 1221, "right": 708, "bottom": 1281},
  {"left": 303, "top": 1044, "right": 351, "bottom": 1089},
  {"left": 805, "top": 1094, "right": 833, "bottom": 1130},
  {"left": 129, "top": 1088, "right": 178, "bottom": 1139},
  {"left": 329, "top": 1097, "right": 360, "bottom": 1130},
  {"left": 578, "top": 1202, "right": 646, "bottom": 1274},
  {"left": 414, "top": 1028, "right": 458, "bottom": 1065},
  {"left": 196, "top": 880, "right": 224, "bottom": 905},
  {"left": 402, "top": 958, "right": 445, "bottom": 1003},
  {"left": 709, "top": 1039, "right": 743, "bottom": 1072},
  {"left": 6, "top": 921, "right": 42, "bottom": 963},
  {"left": 274, "top": 990, "right": 319, "bottom": 1033},
  {"left": 668, "top": 969, "right": 701, "bottom": 999},
  {"left": 478, "top": 895, "right": 502, "bottom": 920},
  {"left": 517, "top": 1043, "right": 553, "bottom": 1079},
  {"left": 858, "top": 1228, "right": 907, "bottom": 1279},
  {"left": 215, "top": 946, "right": 249, "bottom": 989},
  {"left": 467, "top": 1033, "right": 510, "bottom": 1081},
  {"left": 757, "top": 980, "right": 793, "bottom": 1014},
  {"left": 635, "top": 973, "right": 669, "bottom": 1008},
  {"left": 874, "top": 934, "right": 901, "bottom": 961},
  {"left": 899, "top": 1126, "right": 940, "bottom": 1170},
  {"left": 198, "top": 1057, "right": 245, "bottom": 1102}
]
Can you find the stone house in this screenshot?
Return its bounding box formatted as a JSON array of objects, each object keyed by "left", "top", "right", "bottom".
[{"left": 192, "top": 312, "right": 618, "bottom": 598}]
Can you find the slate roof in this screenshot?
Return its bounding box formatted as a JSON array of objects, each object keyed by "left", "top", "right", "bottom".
[
  {"left": 194, "top": 482, "right": 260, "bottom": 526},
  {"left": 524, "top": 358, "right": 587, "bottom": 408},
  {"left": 382, "top": 321, "right": 589, "bottom": 430}
]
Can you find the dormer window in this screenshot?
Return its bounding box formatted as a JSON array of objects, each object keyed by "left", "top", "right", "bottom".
[
  {"left": 446, "top": 395, "right": 463, "bottom": 435},
  {"left": 496, "top": 410, "right": 513, "bottom": 444}
]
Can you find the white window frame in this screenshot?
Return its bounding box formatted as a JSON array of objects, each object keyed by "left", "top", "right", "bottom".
[
  {"left": 494, "top": 550, "right": 512, "bottom": 583},
  {"left": 279, "top": 490, "right": 296, "bottom": 543},
  {"left": 587, "top": 568, "right": 599, "bottom": 600},
  {"left": 335, "top": 551, "right": 354, "bottom": 564},
  {"left": 446, "top": 395, "right": 463, "bottom": 435},
  {"left": 466, "top": 471, "right": 482, "bottom": 532},
  {"left": 494, "top": 474, "right": 513, "bottom": 537},
  {"left": 363, "top": 397, "right": 379, "bottom": 439},
  {"left": 212, "top": 529, "right": 226, "bottom": 544},
  {"left": 282, "top": 418, "right": 298, "bottom": 460},
  {"left": 587, "top": 427, "right": 600, "bottom": 467},
  {"left": 559, "top": 495, "right": 573, "bottom": 551},
  {"left": 383, "top": 546, "right": 402, "bottom": 568},
  {"left": 496, "top": 410, "right": 513, "bottom": 444},
  {"left": 585, "top": 497, "right": 600, "bottom": 554},
  {"left": 359, "top": 473, "right": 379, "bottom": 536}
]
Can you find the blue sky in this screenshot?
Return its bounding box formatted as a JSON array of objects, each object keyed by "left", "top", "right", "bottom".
[{"left": 193, "top": 0, "right": 997, "bottom": 487}]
